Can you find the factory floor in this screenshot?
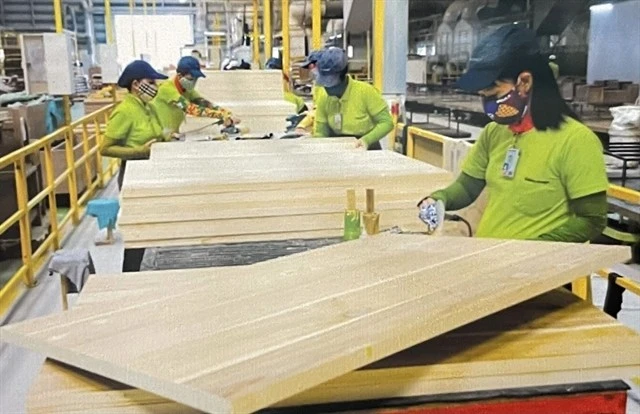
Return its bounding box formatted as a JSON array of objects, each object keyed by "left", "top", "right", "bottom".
[{"left": 1, "top": 146, "right": 640, "bottom": 413}]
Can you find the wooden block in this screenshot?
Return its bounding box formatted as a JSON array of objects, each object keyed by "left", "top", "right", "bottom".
[
  {"left": 1, "top": 235, "right": 630, "bottom": 413},
  {"left": 366, "top": 188, "right": 375, "bottom": 213}
]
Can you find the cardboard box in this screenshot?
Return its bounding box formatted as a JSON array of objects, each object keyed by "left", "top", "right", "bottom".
[
  {"left": 39, "top": 134, "right": 97, "bottom": 195},
  {"left": 0, "top": 124, "right": 23, "bottom": 158},
  {"left": 10, "top": 101, "right": 48, "bottom": 142}
]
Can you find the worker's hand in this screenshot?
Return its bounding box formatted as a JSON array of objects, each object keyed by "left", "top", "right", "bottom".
[
  {"left": 417, "top": 196, "right": 436, "bottom": 209},
  {"left": 355, "top": 139, "right": 368, "bottom": 149},
  {"left": 223, "top": 117, "right": 241, "bottom": 127},
  {"left": 170, "top": 132, "right": 185, "bottom": 141},
  {"left": 144, "top": 139, "right": 157, "bottom": 148},
  {"left": 295, "top": 127, "right": 310, "bottom": 136}
]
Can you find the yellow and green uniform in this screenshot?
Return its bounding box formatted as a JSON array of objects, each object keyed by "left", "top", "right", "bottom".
[
  {"left": 313, "top": 77, "right": 393, "bottom": 148},
  {"left": 297, "top": 85, "right": 326, "bottom": 131},
  {"left": 101, "top": 93, "right": 165, "bottom": 160},
  {"left": 152, "top": 77, "right": 231, "bottom": 133},
  {"left": 284, "top": 91, "right": 307, "bottom": 114},
  {"left": 433, "top": 117, "right": 608, "bottom": 241}
]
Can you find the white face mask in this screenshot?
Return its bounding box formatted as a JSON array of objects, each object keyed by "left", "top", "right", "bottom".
[
  {"left": 179, "top": 77, "right": 196, "bottom": 91},
  {"left": 136, "top": 81, "right": 158, "bottom": 102}
]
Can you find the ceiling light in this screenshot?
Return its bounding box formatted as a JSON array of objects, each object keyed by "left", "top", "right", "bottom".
[{"left": 590, "top": 3, "right": 613, "bottom": 12}]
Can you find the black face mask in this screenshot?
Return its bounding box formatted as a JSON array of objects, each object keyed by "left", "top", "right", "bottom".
[
  {"left": 325, "top": 77, "right": 348, "bottom": 98},
  {"left": 136, "top": 81, "right": 158, "bottom": 102}
]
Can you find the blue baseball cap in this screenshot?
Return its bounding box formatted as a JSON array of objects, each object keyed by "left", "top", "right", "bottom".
[
  {"left": 315, "top": 47, "right": 348, "bottom": 88},
  {"left": 301, "top": 49, "right": 324, "bottom": 69},
  {"left": 177, "top": 56, "right": 206, "bottom": 78},
  {"left": 117, "top": 60, "right": 168, "bottom": 88},
  {"left": 456, "top": 25, "right": 540, "bottom": 93}
]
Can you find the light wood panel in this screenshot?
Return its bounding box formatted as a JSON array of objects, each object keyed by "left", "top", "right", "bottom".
[
  {"left": 27, "top": 288, "right": 640, "bottom": 413},
  {"left": 150, "top": 138, "right": 358, "bottom": 160},
  {"left": 180, "top": 114, "right": 288, "bottom": 136},
  {"left": 2, "top": 235, "right": 629, "bottom": 413},
  {"left": 119, "top": 149, "right": 462, "bottom": 247},
  {"left": 121, "top": 151, "right": 449, "bottom": 198},
  {"left": 197, "top": 70, "right": 284, "bottom": 101}
]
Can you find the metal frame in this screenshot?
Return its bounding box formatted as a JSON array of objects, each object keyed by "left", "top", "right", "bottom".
[{"left": 0, "top": 105, "right": 118, "bottom": 316}]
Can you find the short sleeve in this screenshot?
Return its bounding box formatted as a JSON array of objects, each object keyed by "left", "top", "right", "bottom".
[
  {"left": 561, "top": 124, "right": 609, "bottom": 199},
  {"left": 105, "top": 108, "right": 132, "bottom": 141},
  {"left": 461, "top": 123, "right": 494, "bottom": 180},
  {"left": 156, "top": 81, "right": 181, "bottom": 104}
]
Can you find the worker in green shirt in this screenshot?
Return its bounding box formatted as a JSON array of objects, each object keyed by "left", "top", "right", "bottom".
[
  {"left": 100, "top": 60, "right": 168, "bottom": 190},
  {"left": 152, "top": 56, "right": 237, "bottom": 135},
  {"left": 418, "top": 26, "right": 608, "bottom": 243},
  {"left": 295, "top": 49, "right": 326, "bottom": 134},
  {"left": 313, "top": 47, "right": 393, "bottom": 150}
]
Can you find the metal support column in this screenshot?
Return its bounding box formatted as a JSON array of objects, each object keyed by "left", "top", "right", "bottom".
[
  {"left": 282, "top": 0, "right": 290, "bottom": 76},
  {"left": 264, "top": 0, "right": 272, "bottom": 60},
  {"left": 253, "top": 0, "right": 260, "bottom": 67},
  {"left": 312, "top": 0, "right": 322, "bottom": 50},
  {"left": 372, "top": 0, "right": 384, "bottom": 91}
]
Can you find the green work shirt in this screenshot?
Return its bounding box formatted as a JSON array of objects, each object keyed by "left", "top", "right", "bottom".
[
  {"left": 152, "top": 77, "right": 201, "bottom": 132},
  {"left": 462, "top": 117, "right": 608, "bottom": 239},
  {"left": 105, "top": 94, "right": 163, "bottom": 148},
  {"left": 314, "top": 77, "right": 393, "bottom": 146}
]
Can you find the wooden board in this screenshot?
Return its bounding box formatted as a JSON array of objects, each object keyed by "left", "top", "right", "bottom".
[
  {"left": 180, "top": 114, "right": 288, "bottom": 136},
  {"left": 198, "top": 70, "right": 284, "bottom": 102},
  {"left": 150, "top": 138, "right": 358, "bottom": 160},
  {"left": 118, "top": 150, "right": 463, "bottom": 247},
  {"left": 26, "top": 286, "right": 640, "bottom": 413},
  {"left": 121, "top": 151, "right": 448, "bottom": 198},
  {"left": 1, "top": 234, "right": 629, "bottom": 413}
]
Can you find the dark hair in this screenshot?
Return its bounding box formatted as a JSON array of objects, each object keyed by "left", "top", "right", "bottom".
[{"left": 499, "top": 54, "right": 578, "bottom": 131}]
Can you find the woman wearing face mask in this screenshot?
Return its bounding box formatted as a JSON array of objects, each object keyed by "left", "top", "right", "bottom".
[
  {"left": 100, "top": 60, "right": 168, "bottom": 190},
  {"left": 418, "top": 26, "right": 608, "bottom": 242},
  {"left": 294, "top": 49, "right": 327, "bottom": 135},
  {"left": 152, "top": 56, "right": 237, "bottom": 136},
  {"left": 313, "top": 47, "right": 393, "bottom": 149}
]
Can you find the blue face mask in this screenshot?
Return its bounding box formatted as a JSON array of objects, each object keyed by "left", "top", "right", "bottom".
[{"left": 482, "top": 87, "right": 529, "bottom": 125}]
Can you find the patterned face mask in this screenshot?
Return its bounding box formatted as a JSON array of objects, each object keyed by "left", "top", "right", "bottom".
[
  {"left": 137, "top": 81, "right": 158, "bottom": 102},
  {"left": 482, "top": 87, "right": 529, "bottom": 125}
]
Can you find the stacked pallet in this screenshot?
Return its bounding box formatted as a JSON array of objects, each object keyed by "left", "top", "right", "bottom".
[
  {"left": 2, "top": 235, "right": 632, "bottom": 413},
  {"left": 118, "top": 149, "right": 458, "bottom": 248}
]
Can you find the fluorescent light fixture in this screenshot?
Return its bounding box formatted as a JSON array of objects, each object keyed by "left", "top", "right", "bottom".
[
  {"left": 590, "top": 3, "right": 613, "bottom": 11},
  {"left": 347, "top": 45, "right": 354, "bottom": 58}
]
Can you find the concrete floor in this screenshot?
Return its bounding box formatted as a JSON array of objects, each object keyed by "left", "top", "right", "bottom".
[{"left": 1, "top": 152, "right": 640, "bottom": 413}]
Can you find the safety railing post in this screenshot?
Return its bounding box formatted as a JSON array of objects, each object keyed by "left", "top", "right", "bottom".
[
  {"left": 81, "top": 123, "right": 92, "bottom": 192},
  {"left": 43, "top": 142, "right": 61, "bottom": 250},
  {"left": 64, "top": 127, "right": 80, "bottom": 224},
  {"left": 94, "top": 119, "right": 105, "bottom": 188},
  {"left": 13, "top": 158, "right": 35, "bottom": 287}
]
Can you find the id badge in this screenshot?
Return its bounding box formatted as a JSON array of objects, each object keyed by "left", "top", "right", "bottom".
[
  {"left": 502, "top": 148, "right": 520, "bottom": 178},
  {"left": 334, "top": 113, "right": 342, "bottom": 130}
]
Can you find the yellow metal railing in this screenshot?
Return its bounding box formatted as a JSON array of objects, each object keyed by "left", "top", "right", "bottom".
[{"left": 0, "top": 104, "right": 118, "bottom": 315}]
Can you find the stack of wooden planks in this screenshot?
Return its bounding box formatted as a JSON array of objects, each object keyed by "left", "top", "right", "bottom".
[
  {"left": 25, "top": 285, "right": 640, "bottom": 413},
  {"left": 118, "top": 148, "right": 460, "bottom": 248},
  {"left": 183, "top": 70, "right": 294, "bottom": 134},
  {"left": 2, "top": 234, "right": 634, "bottom": 413}
]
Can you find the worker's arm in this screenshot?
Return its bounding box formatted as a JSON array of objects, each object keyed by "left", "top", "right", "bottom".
[
  {"left": 536, "top": 192, "right": 607, "bottom": 242},
  {"left": 296, "top": 112, "right": 315, "bottom": 131},
  {"left": 429, "top": 173, "right": 486, "bottom": 210},
  {"left": 100, "top": 110, "right": 151, "bottom": 160},
  {"left": 536, "top": 125, "right": 610, "bottom": 242},
  {"left": 360, "top": 108, "right": 393, "bottom": 148},
  {"left": 174, "top": 95, "right": 232, "bottom": 122},
  {"left": 313, "top": 96, "right": 332, "bottom": 137},
  {"left": 100, "top": 136, "right": 151, "bottom": 160}
]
